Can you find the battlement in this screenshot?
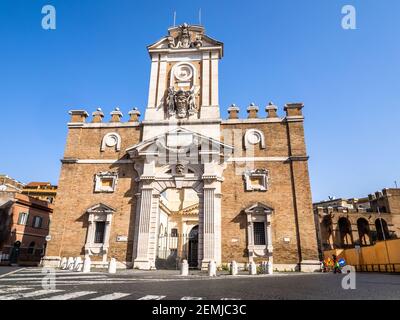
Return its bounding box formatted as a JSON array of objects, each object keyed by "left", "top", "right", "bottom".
[
  {"left": 225, "top": 102, "right": 304, "bottom": 121},
  {"left": 68, "top": 107, "right": 141, "bottom": 127}
]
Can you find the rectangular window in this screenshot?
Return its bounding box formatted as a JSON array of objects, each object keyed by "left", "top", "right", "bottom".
[
  {"left": 171, "top": 228, "right": 178, "bottom": 237},
  {"left": 253, "top": 222, "right": 266, "bottom": 245},
  {"left": 18, "top": 212, "right": 29, "bottom": 225},
  {"left": 32, "top": 216, "right": 43, "bottom": 228},
  {"left": 94, "top": 222, "right": 106, "bottom": 244}
]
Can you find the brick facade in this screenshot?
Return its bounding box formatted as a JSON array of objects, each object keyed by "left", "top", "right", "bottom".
[{"left": 43, "top": 24, "right": 320, "bottom": 271}]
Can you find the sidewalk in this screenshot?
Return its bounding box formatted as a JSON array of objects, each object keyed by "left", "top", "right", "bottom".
[{"left": 94, "top": 269, "right": 307, "bottom": 280}]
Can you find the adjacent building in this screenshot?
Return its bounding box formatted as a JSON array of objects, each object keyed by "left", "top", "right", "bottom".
[
  {"left": 42, "top": 24, "right": 320, "bottom": 272},
  {"left": 314, "top": 188, "right": 400, "bottom": 256},
  {"left": 22, "top": 182, "right": 57, "bottom": 204},
  {"left": 0, "top": 191, "right": 53, "bottom": 265}
]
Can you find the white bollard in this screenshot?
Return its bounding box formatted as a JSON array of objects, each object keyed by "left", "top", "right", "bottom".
[
  {"left": 267, "top": 260, "right": 273, "bottom": 275},
  {"left": 208, "top": 260, "right": 217, "bottom": 277},
  {"left": 230, "top": 260, "right": 238, "bottom": 276},
  {"left": 60, "top": 257, "right": 67, "bottom": 269},
  {"left": 108, "top": 258, "right": 117, "bottom": 274},
  {"left": 67, "top": 257, "right": 74, "bottom": 270},
  {"left": 180, "top": 259, "right": 189, "bottom": 276},
  {"left": 82, "top": 257, "right": 91, "bottom": 273},
  {"left": 73, "top": 257, "right": 82, "bottom": 272},
  {"left": 249, "top": 261, "right": 257, "bottom": 275}
]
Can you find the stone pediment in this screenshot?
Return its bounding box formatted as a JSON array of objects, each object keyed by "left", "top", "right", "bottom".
[
  {"left": 244, "top": 202, "right": 274, "bottom": 214},
  {"left": 147, "top": 23, "right": 223, "bottom": 57},
  {"left": 86, "top": 203, "right": 116, "bottom": 214},
  {"left": 126, "top": 127, "right": 233, "bottom": 159}
]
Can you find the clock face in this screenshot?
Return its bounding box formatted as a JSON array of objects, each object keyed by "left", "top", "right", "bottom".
[{"left": 174, "top": 63, "right": 193, "bottom": 82}]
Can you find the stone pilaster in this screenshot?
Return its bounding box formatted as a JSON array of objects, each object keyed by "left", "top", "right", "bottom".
[{"left": 133, "top": 184, "right": 155, "bottom": 270}]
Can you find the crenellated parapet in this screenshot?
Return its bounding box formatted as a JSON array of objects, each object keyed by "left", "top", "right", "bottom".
[
  {"left": 225, "top": 101, "right": 304, "bottom": 121},
  {"left": 68, "top": 107, "right": 141, "bottom": 127}
]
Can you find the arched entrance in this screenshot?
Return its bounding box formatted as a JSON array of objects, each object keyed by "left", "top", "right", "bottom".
[
  {"left": 375, "top": 218, "right": 390, "bottom": 241},
  {"left": 188, "top": 225, "right": 199, "bottom": 268},
  {"left": 321, "top": 215, "right": 334, "bottom": 250},
  {"left": 338, "top": 217, "right": 353, "bottom": 247},
  {"left": 357, "top": 218, "right": 371, "bottom": 245},
  {"left": 156, "top": 187, "right": 200, "bottom": 269}
]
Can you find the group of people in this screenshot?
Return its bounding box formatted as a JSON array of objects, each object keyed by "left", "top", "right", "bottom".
[{"left": 322, "top": 254, "right": 346, "bottom": 273}]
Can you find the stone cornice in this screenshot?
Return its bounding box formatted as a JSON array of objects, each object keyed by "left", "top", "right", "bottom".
[
  {"left": 68, "top": 122, "right": 141, "bottom": 129},
  {"left": 221, "top": 118, "right": 284, "bottom": 125}
]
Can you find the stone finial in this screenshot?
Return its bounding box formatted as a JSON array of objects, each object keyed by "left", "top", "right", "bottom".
[
  {"left": 92, "top": 108, "right": 104, "bottom": 123},
  {"left": 284, "top": 103, "right": 304, "bottom": 117},
  {"left": 69, "top": 110, "right": 89, "bottom": 123},
  {"left": 128, "top": 107, "right": 141, "bottom": 122},
  {"left": 110, "top": 107, "right": 123, "bottom": 123},
  {"left": 227, "top": 104, "right": 240, "bottom": 120},
  {"left": 265, "top": 102, "right": 278, "bottom": 118},
  {"left": 247, "top": 103, "right": 259, "bottom": 119}
]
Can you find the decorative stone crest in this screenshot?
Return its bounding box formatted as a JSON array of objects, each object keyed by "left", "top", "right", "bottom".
[
  {"left": 167, "top": 86, "right": 197, "bottom": 118},
  {"left": 167, "top": 23, "right": 203, "bottom": 49},
  {"left": 175, "top": 163, "right": 185, "bottom": 175}
]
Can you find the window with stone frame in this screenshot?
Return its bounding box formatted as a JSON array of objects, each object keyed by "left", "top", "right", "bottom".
[
  {"left": 243, "top": 169, "right": 269, "bottom": 191},
  {"left": 94, "top": 171, "right": 118, "bottom": 193},
  {"left": 84, "top": 203, "right": 115, "bottom": 259},
  {"left": 18, "top": 212, "right": 29, "bottom": 225},
  {"left": 245, "top": 203, "right": 273, "bottom": 259}
]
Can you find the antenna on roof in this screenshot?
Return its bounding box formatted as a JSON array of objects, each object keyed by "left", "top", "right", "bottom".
[
  {"left": 199, "top": 8, "right": 202, "bottom": 25},
  {"left": 173, "top": 11, "right": 176, "bottom": 27}
]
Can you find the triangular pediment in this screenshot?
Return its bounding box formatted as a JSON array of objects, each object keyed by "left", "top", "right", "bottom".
[
  {"left": 126, "top": 127, "right": 233, "bottom": 158},
  {"left": 147, "top": 24, "right": 223, "bottom": 57},
  {"left": 86, "top": 203, "right": 116, "bottom": 214},
  {"left": 244, "top": 202, "right": 274, "bottom": 214}
]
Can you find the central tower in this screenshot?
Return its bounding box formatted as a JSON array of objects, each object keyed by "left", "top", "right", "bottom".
[{"left": 143, "top": 23, "right": 223, "bottom": 140}]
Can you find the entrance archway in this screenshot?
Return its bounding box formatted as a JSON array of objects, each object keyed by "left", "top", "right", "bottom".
[{"left": 156, "top": 187, "right": 200, "bottom": 269}]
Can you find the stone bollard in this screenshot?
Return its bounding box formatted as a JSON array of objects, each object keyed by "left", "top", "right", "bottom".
[
  {"left": 267, "top": 261, "right": 273, "bottom": 275},
  {"left": 108, "top": 258, "right": 117, "bottom": 274},
  {"left": 208, "top": 260, "right": 217, "bottom": 277},
  {"left": 60, "top": 257, "right": 67, "bottom": 270},
  {"left": 230, "top": 260, "right": 238, "bottom": 276},
  {"left": 82, "top": 257, "right": 91, "bottom": 273},
  {"left": 73, "top": 257, "right": 82, "bottom": 272},
  {"left": 249, "top": 261, "right": 257, "bottom": 275},
  {"left": 67, "top": 257, "right": 74, "bottom": 271},
  {"left": 180, "top": 259, "right": 189, "bottom": 276}
]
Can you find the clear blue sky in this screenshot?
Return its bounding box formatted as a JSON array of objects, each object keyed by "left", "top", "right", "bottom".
[{"left": 1, "top": 0, "right": 399, "bottom": 202}]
